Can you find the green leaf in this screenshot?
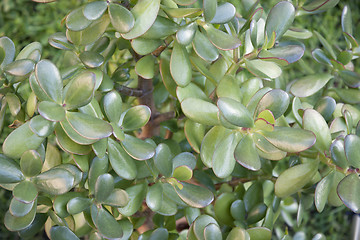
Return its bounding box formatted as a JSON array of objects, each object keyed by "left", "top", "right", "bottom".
[
  {"left": 4, "top": 59, "right": 35, "bottom": 77},
  {"left": 66, "top": 7, "right": 92, "bottom": 31},
  {"left": 261, "top": 127, "right": 316, "bottom": 153},
  {"left": 132, "top": 38, "right": 162, "bottom": 55},
  {"left": 9, "top": 198, "right": 34, "bottom": 217},
  {"left": 38, "top": 101, "right": 65, "bottom": 122},
  {"left": 210, "top": 2, "right": 236, "bottom": 24},
  {"left": 121, "top": 134, "right": 155, "bottom": 160},
  {"left": 160, "top": 56, "right": 177, "bottom": 97},
  {"left": 5, "top": 93, "right": 21, "bottom": 117},
  {"left": 50, "top": 226, "right": 80, "bottom": 240},
  {"left": 0, "top": 37, "right": 15, "bottom": 68},
  {"left": 60, "top": 118, "right": 98, "bottom": 145},
  {"left": 265, "top": 1, "right": 295, "bottom": 41},
  {"left": 174, "top": 182, "right": 214, "bottom": 208},
  {"left": 200, "top": 126, "right": 231, "bottom": 167},
  {"left": 290, "top": 74, "right": 333, "bottom": 98},
  {"left": 176, "top": 22, "right": 197, "bottom": 46},
  {"left": 203, "top": 23, "right": 241, "bottom": 50},
  {"left": 344, "top": 134, "right": 360, "bottom": 168},
  {"left": 154, "top": 143, "right": 173, "bottom": 177},
  {"left": 3, "top": 122, "right": 45, "bottom": 159},
  {"left": 149, "top": 228, "right": 169, "bottom": 240},
  {"left": 88, "top": 155, "right": 108, "bottom": 194},
  {"left": 315, "top": 171, "right": 334, "bottom": 213},
  {"left": 29, "top": 115, "right": 55, "bottom": 138},
  {"left": 245, "top": 59, "right": 282, "bottom": 79},
  {"left": 176, "top": 82, "right": 209, "bottom": 103},
  {"left": 217, "top": 97, "right": 254, "bottom": 128},
  {"left": 103, "top": 90, "right": 123, "bottom": 123},
  {"left": 312, "top": 48, "right": 332, "bottom": 65},
  {"left": 0, "top": 154, "right": 24, "bottom": 184},
  {"left": 204, "top": 223, "right": 222, "bottom": 240},
  {"left": 146, "top": 183, "right": 177, "bottom": 216},
  {"left": 102, "top": 189, "right": 129, "bottom": 207},
  {"left": 170, "top": 41, "right": 192, "bottom": 87},
  {"left": 66, "top": 197, "right": 92, "bottom": 215},
  {"left": 216, "top": 75, "right": 242, "bottom": 102},
  {"left": 335, "top": 88, "right": 360, "bottom": 104},
  {"left": 302, "top": 0, "right": 340, "bottom": 12},
  {"left": 4, "top": 199, "right": 37, "bottom": 231},
  {"left": 213, "top": 132, "right": 241, "bottom": 178},
  {"left": 193, "top": 215, "right": 219, "bottom": 240},
  {"left": 173, "top": 0, "right": 196, "bottom": 5},
  {"left": 48, "top": 32, "right": 74, "bottom": 50},
  {"left": 79, "top": 51, "right": 104, "bottom": 68},
  {"left": 91, "top": 204, "right": 123, "bottom": 239},
  {"left": 255, "top": 89, "right": 289, "bottom": 119},
  {"left": 118, "top": 183, "right": 147, "bottom": 216},
  {"left": 192, "top": 30, "right": 219, "bottom": 62},
  {"left": 203, "top": 0, "right": 217, "bottom": 22},
  {"left": 181, "top": 98, "right": 219, "bottom": 125},
  {"left": 108, "top": 138, "right": 137, "bottom": 180},
  {"left": 173, "top": 165, "right": 193, "bottom": 181},
  {"left": 83, "top": 1, "right": 107, "bottom": 21},
  {"left": 184, "top": 119, "right": 205, "bottom": 153},
  {"left": 330, "top": 139, "right": 348, "bottom": 169},
  {"left": 66, "top": 111, "right": 113, "bottom": 140},
  {"left": 109, "top": 3, "right": 135, "bottom": 33},
  {"left": 226, "top": 227, "right": 250, "bottom": 240},
  {"left": 12, "top": 181, "right": 37, "bottom": 204},
  {"left": 214, "top": 192, "right": 236, "bottom": 226},
  {"left": 141, "top": 16, "right": 179, "bottom": 39},
  {"left": 313, "top": 31, "right": 336, "bottom": 59},
  {"left": 162, "top": 7, "right": 202, "bottom": 18},
  {"left": 339, "top": 70, "right": 360, "bottom": 88},
  {"left": 337, "top": 173, "right": 360, "bottom": 213},
  {"left": 20, "top": 150, "right": 42, "bottom": 177},
  {"left": 53, "top": 192, "right": 83, "bottom": 218},
  {"left": 303, "top": 109, "right": 332, "bottom": 153},
  {"left": 247, "top": 227, "right": 271, "bottom": 240},
  {"left": 275, "top": 161, "right": 318, "bottom": 198},
  {"left": 235, "top": 134, "right": 261, "bottom": 171},
  {"left": 135, "top": 55, "right": 155, "bottom": 79},
  {"left": 121, "top": 0, "right": 161, "bottom": 39},
  {"left": 95, "top": 173, "right": 114, "bottom": 203},
  {"left": 35, "top": 60, "right": 63, "bottom": 104},
  {"left": 34, "top": 168, "right": 75, "bottom": 195}
]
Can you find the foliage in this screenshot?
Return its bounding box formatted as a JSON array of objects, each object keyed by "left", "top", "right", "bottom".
[{"left": 0, "top": 0, "right": 359, "bottom": 239}]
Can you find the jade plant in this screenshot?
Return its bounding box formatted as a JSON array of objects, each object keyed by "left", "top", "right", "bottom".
[{"left": 0, "top": 0, "right": 359, "bottom": 239}]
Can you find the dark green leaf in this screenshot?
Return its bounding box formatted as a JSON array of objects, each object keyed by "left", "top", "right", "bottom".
[
  {"left": 95, "top": 173, "right": 114, "bottom": 203},
  {"left": 290, "top": 74, "right": 333, "bottom": 98},
  {"left": 121, "top": 134, "right": 155, "bottom": 160},
  {"left": 181, "top": 98, "right": 219, "bottom": 125},
  {"left": 35, "top": 168, "right": 75, "bottom": 195},
  {"left": 217, "top": 97, "right": 254, "bottom": 128},
  {"left": 170, "top": 41, "right": 192, "bottom": 87},
  {"left": 235, "top": 134, "right": 261, "bottom": 171},
  {"left": 50, "top": 226, "right": 80, "bottom": 240},
  {"left": 91, "top": 204, "right": 123, "bottom": 239},
  {"left": 4, "top": 200, "right": 36, "bottom": 231},
  {"left": 109, "top": 3, "right": 135, "bottom": 33},
  {"left": 20, "top": 150, "right": 42, "bottom": 177},
  {"left": 203, "top": 23, "right": 241, "bottom": 50},
  {"left": 174, "top": 182, "right": 214, "bottom": 208}
]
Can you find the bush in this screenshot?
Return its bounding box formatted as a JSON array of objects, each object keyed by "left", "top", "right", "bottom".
[{"left": 0, "top": 0, "right": 359, "bottom": 239}]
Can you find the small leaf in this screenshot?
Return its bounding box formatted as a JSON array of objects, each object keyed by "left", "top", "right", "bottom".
[
  {"left": 135, "top": 55, "right": 155, "bottom": 79},
  {"left": 66, "top": 197, "right": 92, "bottom": 215},
  {"left": 204, "top": 223, "right": 222, "bottom": 240},
  {"left": 13, "top": 181, "right": 38, "bottom": 204},
  {"left": 203, "top": 0, "right": 217, "bottom": 22},
  {"left": 217, "top": 97, "right": 254, "bottom": 128},
  {"left": 118, "top": 183, "right": 147, "bottom": 216},
  {"left": 0, "top": 154, "right": 24, "bottom": 184},
  {"left": 210, "top": 2, "right": 236, "bottom": 24},
  {"left": 121, "top": 134, "right": 155, "bottom": 160},
  {"left": 337, "top": 174, "right": 360, "bottom": 213},
  {"left": 290, "top": 74, "right": 333, "bottom": 98},
  {"left": 226, "top": 227, "right": 250, "bottom": 240},
  {"left": 108, "top": 138, "right": 137, "bottom": 180},
  {"left": 181, "top": 98, "right": 219, "bottom": 125},
  {"left": 132, "top": 38, "right": 162, "bottom": 55},
  {"left": 174, "top": 182, "right": 214, "bottom": 208},
  {"left": 50, "top": 226, "right": 80, "bottom": 240},
  {"left": 275, "top": 161, "right": 318, "bottom": 198},
  {"left": 66, "top": 7, "right": 92, "bottom": 31},
  {"left": 108, "top": 3, "right": 135, "bottom": 33},
  {"left": 83, "top": 1, "right": 108, "bottom": 20},
  {"left": 102, "top": 189, "right": 129, "bottom": 207},
  {"left": 184, "top": 120, "right": 205, "bottom": 153},
  {"left": 255, "top": 89, "right": 289, "bottom": 119},
  {"left": 4, "top": 200, "right": 37, "bottom": 231},
  {"left": 79, "top": 51, "right": 104, "bottom": 68},
  {"left": 38, "top": 101, "right": 66, "bottom": 122},
  {"left": 173, "top": 166, "right": 193, "bottom": 181},
  {"left": 91, "top": 204, "right": 123, "bottom": 239},
  {"left": 60, "top": 118, "right": 98, "bottom": 145},
  {"left": 192, "top": 30, "right": 219, "bottom": 62},
  {"left": 265, "top": 1, "right": 295, "bottom": 41},
  {"left": 4, "top": 59, "right": 35, "bottom": 77},
  {"left": 9, "top": 198, "right": 34, "bottom": 218},
  {"left": 247, "top": 227, "right": 271, "bottom": 240},
  {"left": 54, "top": 124, "right": 92, "bottom": 155},
  {"left": 235, "top": 134, "right": 261, "bottom": 171},
  {"left": 95, "top": 173, "right": 114, "bottom": 203},
  {"left": 315, "top": 171, "right": 334, "bottom": 213},
  {"left": 20, "top": 150, "right": 42, "bottom": 177},
  {"left": 344, "top": 134, "right": 360, "bottom": 168},
  {"left": 176, "top": 22, "right": 197, "bottom": 46},
  {"left": 34, "top": 168, "right": 75, "bottom": 195},
  {"left": 141, "top": 16, "right": 179, "bottom": 39},
  {"left": 302, "top": 0, "right": 340, "bottom": 12},
  {"left": 203, "top": 23, "right": 241, "bottom": 50},
  {"left": 29, "top": 115, "right": 55, "bottom": 137},
  {"left": 146, "top": 183, "right": 177, "bottom": 216},
  {"left": 0, "top": 37, "right": 15, "bottom": 68},
  {"left": 48, "top": 32, "right": 74, "bottom": 50},
  {"left": 154, "top": 143, "right": 173, "bottom": 178},
  {"left": 170, "top": 41, "right": 192, "bottom": 87},
  {"left": 193, "top": 215, "right": 219, "bottom": 240},
  {"left": 176, "top": 82, "right": 209, "bottom": 103},
  {"left": 245, "top": 59, "right": 282, "bottom": 79},
  {"left": 103, "top": 90, "right": 123, "bottom": 123}
]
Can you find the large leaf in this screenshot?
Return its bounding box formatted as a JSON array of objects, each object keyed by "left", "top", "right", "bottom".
[
  {"left": 0, "top": 154, "right": 24, "bottom": 184},
  {"left": 275, "top": 161, "right": 318, "bottom": 198},
  {"left": 337, "top": 174, "right": 360, "bottom": 213},
  {"left": 235, "top": 134, "right": 261, "bottom": 171},
  {"left": 34, "top": 168, "right": 75, "bottom": 195},
  {"left": 91, "top": 204, "right": 123, "bottom": 239},
  {"left": 210, "top": 2, "right": 236, "bottom": 24},
  {"left": 344, "top": 134, "right": 360, "bottom": 168},
  {"left": 29, "top": 115, "right": 55, "bottom": 137},
  {"left": 50, "top": 226, "right": 80, "bottom": 240},
  {"left": 121, "top": 134, "right": 155, "bottom": 160},
  {"left": 245, "top": 59, "right": 282, "bottom": 79},
  {"left": 315, "top": 171, "right": 334, "bottom": 213},
  {"left": 181, "top": 98, "right": 219, "bottom": 125},
  {"left": 265, "top": 1, "right": 295, "bottom": 41},
  {"left": 154, "top": 143, "right": 173, "bottom": 178},
  {"left": 170, "top": 41, "right": 192, "bottom": 87},
  {"left": 132, "top": 38, "right": 162, "bottom": 55},
  {"left": 119, "top": 105, "right": 151, "bottom": 131},
  {"left": 217, "top": 97, "right": 254, "bottom": 128},
  {"left": 135, "top": 55, "right": 155, "bottom": 79},
  {"left": 4, "top": 200, "right": 37, "bottom": 231},
  {"left": 202, "top": 23, "right": 241, "bottom": 50},
  {"left": 176, "top": 22, "right": 197, "bottom": 46},
  {"left": 35, "top": 60, "right": 63, "bottom": 104},
  {"left": 254, "top": 89, "right": 289, "bottom": 119},
  {"left": 192, "top": 30, "right": 219, "bottom": 62},
  {"left": 4, "top": 59, "right": 35, "bottom": 77},
  {"left": 95, "top": 173, "right": 114, "bottom": 203},
  {"left": 108, "top": 3, "right": 135, "bottom": 33},
  {"left": 103, "top": 90, "right": 123, "bottom": 123},
  {"left": 66, "top": 112, "right": 112, "bottom": 140},
  {"left": 290, "top": 74, "right": 333, "bottom": 98},
  {"left": 302, "top": 0, "right": 340, "bottom": 12},
  {"left": 108, "top": 138, "right": 137, "bottom": 180},
  {"left": 184, "top": 120, "right": 205, "bottom": 153},
  {"left": 83, "top": 1, "right": 107, "bottom": 20},
  {"left": 146, "top": 183, "right": 177, "bottom": 216},
  {"left": 118, "top": 183, "right": 147, "bottom": 216},
  {"left": 121, "top": 0, "right": 161, "bottom": 39},
  {"left": 203, "top": 0, "right": 217, "bottom": 22},
  {"left": 3, "top": 122, "right": 45, "bottom": 159},
  {"left": 38, "top": 101, "right": 66, "bottom": 122},
  {"left": 20, "top": 150, "right": 42, "bottom": 177},
  {"left": 261, "top": 127, "right": 316, "bottom": 153},
  {"left": 174, "top": 182, "right": 214, "bottom": 208}
]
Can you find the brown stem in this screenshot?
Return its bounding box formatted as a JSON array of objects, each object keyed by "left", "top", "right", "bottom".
[
  {"left": 115, "top": 84, "right": 143, "bottom": 97},
  {"left": 153, "top": 111, "right": 176, "bottom": 125}
]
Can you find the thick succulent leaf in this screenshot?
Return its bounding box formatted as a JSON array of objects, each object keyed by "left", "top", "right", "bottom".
[
  {"left": 210, "top": 2, "right": 236, "bottom": 24},
  {"left": 245, "top": 59, "right": 282, "bottom": 79},
  {"left": 204, "top": 223, "right": 222, "bottom": 240},
  {"left": 190, "top": 56, "right": 217, "bottom": 84},
  {"left": 118, "top": 183, "right": 147, "bottom": 216},
  {"left": 34, "top": 168, "right": 75, "bottom": 195},
  {"left": 121, "top": 0, "right": 161, "bottom": 39},
  {"left": 4, "top": 200, "right": 37, "bottom": 231},
  {"left": 95, "top": 173, "right": 114, "bottom": 203},
  {"left": 149, "top": 228, "right": 169, "bottom": 240},
  {"left": 302, "top": 0, "right": 340, "bottom": 12},
  {"left": 154, "top": 143, "right": 173, "bottom": 177},
  {"left": 66, "top": 112, "right": 112, "bottom": 140},
  {"left": 121, "top": 134, "right": 155, "bottom": 160},
  {"left": 173, "top": 152, "right": 197, "bottom": 170},
  {"left": 303, "top": 109, "right": 332, "bottom": 153},
  {"left": 226, "top": 227, "right": 250, "bottom": 240},
  {"left": 176, "top": 22, "right": 197, "bottom": 46},
  {"left": 212, "top": 132, "right": 241, "bottom": 178},
  {"left": 48, "top": 32, "right": 74, "bottom": 50},
  {"left": 173, "top": 0, "right": 196, "bottom": 5},
  {"left": 132, "top": 38, "right": 162, "bottom": 55},
  {"left": 275, "top": 161, "right": 318, "bottom": 198},
  {"left": 247, "top": 227, "right": 271, "bottom": 240},
  {"left": 83, "top": 1, "right": 107, "bottom": 20},
  {"left": 29, "top": 115, "right": 55, "bottom": 138},
  {"left": 108, "top": 138, "right": 137, "bottom": 180},
  {"left": 173, "top": 165, "right": 193, "bottom": 181},
  {"left": 20, "top": 150, "right": 42, "bottom": 177},
  {"left": 181, "top": 98, "right": 219, "bottom": 125},
  {"left": 0, "top": 154, "right": 24, "bottom": 184},
  {"left": 216, "top": 75, "right": 242, "bottom": 102},
  {"left": 235, "top": 134, "right": 261, "bottom": 171},
  {"left": 53, "top": 192, "right": 83, "bottom": 218},
  {"left": 60, "top": 118, "right": 98, "bottom": 145},
  {"left": 177, "top": 82, "right": 209, "bottom": 103},
  {"left": 141, "top": 16, "right": 179, "bottom": 39},
  {"left": 338, "top": 174, "right": 360, "bottom": 213},
  {"left": 344, "top": 134, "right": 360, "bottom": 168},
  {"left": 315, "top": 171, "right": 334, "bottom": 213},
  {"left": 170, "top": 41, "right": 192, "bottom": 87},
  {"left": 217, "top": 97, "right": 254, "bottom": 128},
  {"left": 203, "top": 0, "right": 217, "bottom": 22},
  {"left": 3, "top": 122, "right": 45, "bottom": 159},
  {"left": 162, "top": 7, "right": 202, "bottom": 18},
  {"left": 312, "top": 48, "right": 332, "bottom": 65},
  {"left": 109, "top": 3, "right": 135, "bottom": 33},
  {"left": 4, "top": 59, "right": 35, "bottom": 77},
  {"left": 193, "top": 215, "right": 219, "bottom": 240},
  {"left": 192, "top": 30, "right": 219, "bottom": 62},
  {"left": 335, "top": 89, "right": 360, "bottom": 104},
  {"left": 258, "top": 42, "right": 304, "bottom": 64},
  {"left": 55, "top": 123, "right": 92, "bottom": 155},
  {"left": 91, "top": 204, "right": 123, "bottom": 239},
  {"left": 0, "top": 37, "right": 15, "bottom": 68},
  {"left": 119, "top": 105, "right": 151, "bottom": 131},
  {"left": 184, "top": 120, "right": 205, "bottom": 153},
  {"left": 146, "top": 183, "right": 177, "bottom": 216},
  {"left": 50, "top": 226, "right": 80, "bottom": 240},
  {"left": 290, "top": 74, "right": 332, "bottom": 98},
  {"left": 88, "top": 155, "right": 108, "bottom": 194},
  {"left": 202, "top": 23, "right": 241, "bottom": 50},
  {"left": 103, "top": 90, "right": 123, "bottom": 123},
  {"left": 255, "top": 89, "right": 289, "bottom": 119},
  {"left": 261, "top": 127, "right": 316, "bottom": 153},
  {"left": 5, "top": 93, "right": 21, "bottom": 117},
  {"left": 314, "top": 96, "right": 336, "bottom": 122},
  {"left": 9, "top": 198, "right": 34, "bottom": 218},
  {"left": 66, "top": 197, "right": 92, "bottom": 215},
  {"left": 174, "top": 182, "right": 214, "bottom": 208},
  {"left": 66, "top": 7, "right": 92, "bottom": 31},
  {"left": 135, "top": 55, "right": 155, "bottom": 79},
  {"left": 265, "top": 1, "right": 295, "bottom": 41},
  {"left": 102, "top": 189, "right": 129, "bottom": 207},
  {"left": 38, "top": 101, "right": 65, "bottom": 122},
  {"left": 340, "top": 70, "right": 360, "bottom": 88},
  {"left": 79, "top": 51, "right": 104, "bottom": 68},
  {"left": 330, "top": 139, "right": 348, "bottom": 169},
  {"left": 35, "top": 60, "right": 63, "bottom": 104}
]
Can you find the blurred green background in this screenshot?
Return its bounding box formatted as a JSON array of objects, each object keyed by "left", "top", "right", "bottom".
[{"left": 0, "top": 0, "right": 359, "bottom": 239}]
